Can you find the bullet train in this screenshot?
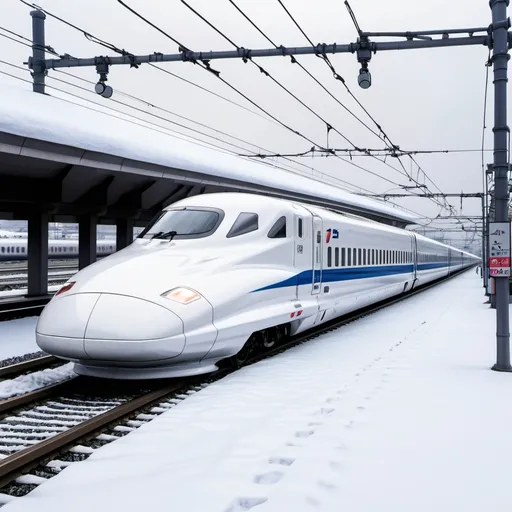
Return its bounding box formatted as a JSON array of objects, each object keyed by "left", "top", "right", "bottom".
[
  {"left": 0, "top": 238, "right": 116, "bottom": 261},
  {"left": 35, "top": 193, "right": 479, "bottom": 379}
]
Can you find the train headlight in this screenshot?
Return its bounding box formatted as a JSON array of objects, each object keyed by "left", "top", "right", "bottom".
[
  {"left": 161, "top": 287, "right": 202, "bottom": 304},
  {"left": 56, "top": 281, "right": 75, "bottom": 296}
]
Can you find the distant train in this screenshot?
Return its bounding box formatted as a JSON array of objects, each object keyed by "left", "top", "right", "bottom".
[{"left": 0, "top": 238, "right": 116, "bottom": 261}]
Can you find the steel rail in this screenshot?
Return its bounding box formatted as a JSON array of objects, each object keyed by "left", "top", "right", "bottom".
[
  {"left": 0, "top": 355, "right": 60, "bottom": 380},
  {"left": 0, "top": 378, "right": 76, "bottom": 415}
]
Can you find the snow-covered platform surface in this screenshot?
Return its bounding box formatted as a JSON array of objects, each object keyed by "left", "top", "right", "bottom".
[{"left": 4, "top": 270, "right": 511, "bottom": 512}]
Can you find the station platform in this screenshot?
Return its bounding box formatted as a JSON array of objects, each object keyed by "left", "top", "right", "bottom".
[{"left": 2, "top": 270, "right": 512, "bottom": 512}]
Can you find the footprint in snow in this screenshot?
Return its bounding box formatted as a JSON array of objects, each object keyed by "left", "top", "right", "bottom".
[
  {"left": 224, "top": 497, "right": 268, "bottom": 512},
  {"left": 295, "top": 430, "right": 315, "bottom": 438},
  {"left": 268, "top": 456, "right": 295, "bottom": 466},
  {"left": 254, "top": 471, "right": 284, "bottom": 485}
]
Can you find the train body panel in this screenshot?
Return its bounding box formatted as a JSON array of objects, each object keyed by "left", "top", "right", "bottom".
[{"left": 34, "top": 192, "right": 480, "bottom": 379}]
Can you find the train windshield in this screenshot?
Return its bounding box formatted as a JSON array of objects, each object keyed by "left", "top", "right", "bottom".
[{"left": 139, "top": 207, "right": 224, "bottom": 240}]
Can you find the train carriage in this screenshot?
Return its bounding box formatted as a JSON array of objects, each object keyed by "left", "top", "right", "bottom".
[{"left": 34, "top": 192, "right": 480, "bottom": 379}]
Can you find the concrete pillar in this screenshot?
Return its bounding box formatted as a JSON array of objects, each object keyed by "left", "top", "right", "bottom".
[
  {"left": 116, "top": 218, "right": 134, "bottom": 251},
  {"left": 26, "top": 212, "right": 49, "bottom": 297},
  {"left": 78, "top": 216, "right": 97, "bottom": 270}
]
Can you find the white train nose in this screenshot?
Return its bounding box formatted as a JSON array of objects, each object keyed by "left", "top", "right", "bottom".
[
  {"left": 36, "top": 293, "right": 185, "bottom": 363},
  {"left": 83, "top": 293, "right": 185, "bottom": 362},
  {"left": 36, "top": 293, "right": 102, "bottom": 359}
]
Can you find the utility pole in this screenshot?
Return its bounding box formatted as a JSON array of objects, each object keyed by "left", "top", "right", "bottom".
[
  {"left": 23, "top": 1, "right": 511, "bottom": 370},
  {"left": 29, "top": 10, "right": 46, "bottom": 94},
  {"left": 489, "top": 0, "right": 511, "bottom": 372}
]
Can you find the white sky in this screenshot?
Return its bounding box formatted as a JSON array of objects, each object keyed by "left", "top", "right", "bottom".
[{"left": 0, "top": 0, "right": 500, "bottom": 253}]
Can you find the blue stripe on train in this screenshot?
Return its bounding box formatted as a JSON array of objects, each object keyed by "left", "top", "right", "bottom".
[{"left": 252, "top": 262, "right": 451, "bottom": 292}]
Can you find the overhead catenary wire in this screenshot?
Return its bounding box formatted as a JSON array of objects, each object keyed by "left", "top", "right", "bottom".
[
  {"left": 224, "top": 0, "right": 450, "bottom": 211},
  {"left": 113, "top": 0, "right": 324, "bottom": 150},
  {"left": 181, "top": 0, "right": 359, "bottom": 151},
  {"left": 15, "top": 1, "right": 285, "bottom": 129},
  {"left": 0, "top": 58, "right": 372, "bottom": 193},
  {"left": 277, "top": 0, "right": 452, "bottom": 211},
  {"left": 114, "top": 0, "right": 412, "bottom": 187},
  {"left": 2, "top": 18, "right": 330, "bottom": 185},
  {"left": 11, "top": 4, "right": 432, "bottom": 221}
]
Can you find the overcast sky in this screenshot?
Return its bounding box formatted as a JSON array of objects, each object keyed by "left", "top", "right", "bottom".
[{"left": 0, "top": 0, "right": 499, "bottom": 251}]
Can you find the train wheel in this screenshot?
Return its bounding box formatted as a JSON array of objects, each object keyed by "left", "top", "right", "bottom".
[
  {"left": 261, "top": 329, "right": 275, "bottom": 350},
  {"left": 229, "top": 335, "right": 254, "bottom": 368}
]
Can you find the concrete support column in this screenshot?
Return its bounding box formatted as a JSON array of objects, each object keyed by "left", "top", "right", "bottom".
[
  {"left": 26, "top": 212, "right": 48, "bottom": 297},
  {"left": 116, "top": 218, "right": 134, "bottom": 251},
  {"left": 78, "top": 216, "right": 97, "bottom": 270}
]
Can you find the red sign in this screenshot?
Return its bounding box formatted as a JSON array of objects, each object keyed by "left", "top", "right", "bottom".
[{"left": 489, "top": 257, "right": 510, "bottom": 268}]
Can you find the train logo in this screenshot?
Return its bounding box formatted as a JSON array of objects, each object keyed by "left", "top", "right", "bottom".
[{"left": 325, "top": 228, "right": 339, "bottom": 244}]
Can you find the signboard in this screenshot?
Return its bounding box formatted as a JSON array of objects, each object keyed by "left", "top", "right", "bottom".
[{"left": 489, "top": 222, "right": 511, "bottom": 277}]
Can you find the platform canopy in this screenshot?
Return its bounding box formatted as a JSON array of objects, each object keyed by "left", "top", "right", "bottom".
[{"left": 0, "top": 84, "right": 418, "bottom": 227}]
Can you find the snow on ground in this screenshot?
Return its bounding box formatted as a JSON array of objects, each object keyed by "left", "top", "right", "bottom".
[
  {"left": 4, "top": 270, "right": 511, "bottom": 512},
  {"left": 0, "top": 363, "right": 75, "bottom": 399},
  {"left": 0, "top": 317, "right": 39, "bottom": 361}
]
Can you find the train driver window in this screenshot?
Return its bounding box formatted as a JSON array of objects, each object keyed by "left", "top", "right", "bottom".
[
  {"left": 227, "top": 212, "right": 259, "bottom": 238},
  {"left": 268, "top": 216, "right": 286, "bottom": 238}
]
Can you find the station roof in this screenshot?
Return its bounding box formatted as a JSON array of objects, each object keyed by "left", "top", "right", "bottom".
[{"left": 0, "top": 84, "right": 418, "bottom": 226}]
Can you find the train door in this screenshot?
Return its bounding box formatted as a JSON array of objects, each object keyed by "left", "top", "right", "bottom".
[
  {"left": 312, "top": 215, "right": 323, "bottom": 295},
  {"left": 412, "top": 234, "right": 418, "bottom": 283},
  {"left": 293, "top": 213, "right": 310, "bottom": 299}
]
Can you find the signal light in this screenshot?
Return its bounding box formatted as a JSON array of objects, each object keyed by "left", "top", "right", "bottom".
[
  {"left": 56, "top": 282, "right": 75, "bottom": 296},
  {"left": 161, "top": 287, "right": 201, "bottom": 304}
]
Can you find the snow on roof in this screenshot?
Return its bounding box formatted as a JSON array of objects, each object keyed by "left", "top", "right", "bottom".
[{"left": 0, "top": 84, "right": 418, "bottom": 224}]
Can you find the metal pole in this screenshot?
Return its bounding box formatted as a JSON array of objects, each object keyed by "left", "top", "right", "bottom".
[
  {"left": 30, "top": 10, "right": 46, "bottom": 94},
  {"left": 490, "top": 0, "right": 512, "bottom": 372},
  {"left": 482, "top": 194, "right": 487, "bottom": 283}
]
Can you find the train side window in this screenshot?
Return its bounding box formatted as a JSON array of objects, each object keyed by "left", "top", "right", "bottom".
[
  {"left": 335, "top": 247, "right": 339, "bottom": 267},
  {"left": 347, "top": 247, "right": 351, "bottom": 266},
  {"left": 327, "top": 247, "right": 332, "bottom": 267},
  {"left": 0, "top": 247, "right": 4, "bottom": 253},
  {"left": 268, "top": 216, "right": 287, "bottom": 239},
  {"left": 21, "top": 247, "right": 25, "bottom": 254},
  {"left": 342, "top": 248, "right": 346, "bottom": 266},
  {"left": 227, "top": 212, "right": 259, "bottom": 238},
  {"left": 353, "top": 248, "right": 357, "bottom": 265},
  {"left": 298, "top": 218, "right": 303, "bottom": 238},
  {"left": 363, "top": 249, "right": 366, "bottom": 266},
  {"left": 372, "top": 249, "right": 375, "bottom": 265}
]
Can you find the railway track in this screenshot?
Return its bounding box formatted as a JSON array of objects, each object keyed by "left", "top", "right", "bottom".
[
  {"left": 0, "top": 355, "right": 61, "bottom": 382},
  {"left": 0, "top": 267, "right": 474, "bottom": 501},
  {"left": 0, "top": 270, "right": 76, "bottom": 292}
]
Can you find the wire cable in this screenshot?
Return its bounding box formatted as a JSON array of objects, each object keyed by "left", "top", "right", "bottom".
[{"left": 277, "top": 0, "right": 450, "bottom": 210}]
